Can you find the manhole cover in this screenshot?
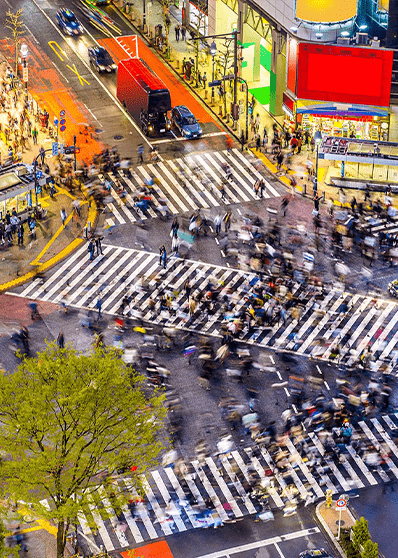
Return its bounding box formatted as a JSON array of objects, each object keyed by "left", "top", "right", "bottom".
[
  {"left": 114, "top": 134, "right": 124, "bottom": 140},
  {"left": 336, "top": 520, "right": 345, "bottom": 526},
  {"left": 95, "top": 128, "right": 103, "bottom": 134}
]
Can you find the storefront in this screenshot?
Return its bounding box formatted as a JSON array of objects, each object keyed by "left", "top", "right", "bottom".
[
  {"left": 0, "top": 164, "right": 48, "bottom": 222},
  {"left": 319, "top": 137, "right": 398, "bottom": 183},
  {"left": 295, "top": 103, "right": 390, "bottom": 141},
  {"left": 284, "top": 42, "right": 393, "bottom": 140}
]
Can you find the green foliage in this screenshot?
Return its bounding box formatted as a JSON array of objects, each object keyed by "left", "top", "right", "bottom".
[
  {"left": 340, "top": 528, "right": 361, "bottom": 558},
  {"left": 0, "top": 343, "right": 167, "bottom": 557},
  {"left": 352, "top": 517, "right": 371, "bottom": 552},
  {"left": 361, "top": 540, "right": 378, "bottom": 558},
  {"left": 0, "top": 521, "right": 5, "bottom": 557}
]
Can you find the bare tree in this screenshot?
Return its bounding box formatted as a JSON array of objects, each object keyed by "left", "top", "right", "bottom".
[
  {"left": 189, "top": 0, "right": 208, "bottom": 87},
  {"left": 217, "top": 38, "right": 234, "bottom": 116},
  {"left": 5, "top": 9, "right": 24, "bottom": 79},
  {"left": 159, "top": 0, "right": 172, "bottom": 53}
]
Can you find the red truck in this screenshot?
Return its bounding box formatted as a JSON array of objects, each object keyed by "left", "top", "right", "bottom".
[{"left": 117, "top": 58, "right": 171, "bottom": 136}]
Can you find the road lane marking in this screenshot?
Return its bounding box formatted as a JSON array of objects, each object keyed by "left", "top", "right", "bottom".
[
  {"left": 30, "top": 0, "right": 154, "bottom": 148},
  {"left": 151, "top": 131, "right": 228, "bottom": 144},
  {"left": 48, "top": 40, "right": 69, "bottom": 62},
  {"left": 66, "top": 63, "right": 91, "bottom": 85},
  {"left": 192, "top": 528, "right": 320, "bottom": 558}
]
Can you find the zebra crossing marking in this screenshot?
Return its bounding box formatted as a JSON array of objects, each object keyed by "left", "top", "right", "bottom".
[
  {"left": 100, "top": 150, "right": 281, "bottom": 225},
  {"left": 10, "top": 244, "right": 398, "bottom": 359},
  {"left": 359, "top": 421, "right": 398, "bottom": 480},
  {"left": 97, "top": 486, "right": 130, "bottom": 547},
  {"left": 86, "top": 491, "right": 115, "bottom": 551},
  {"left": 32, "top": 414, "right": 398, "bottom": 553}
]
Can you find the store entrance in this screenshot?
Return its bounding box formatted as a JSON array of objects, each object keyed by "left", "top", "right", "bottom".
[{"left": 299, "top": 114, "right": 389, "bottom": 141}]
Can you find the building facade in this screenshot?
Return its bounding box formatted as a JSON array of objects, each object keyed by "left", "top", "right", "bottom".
[{"left": 204, "top": 0, "right": 397, "bottom": 140}]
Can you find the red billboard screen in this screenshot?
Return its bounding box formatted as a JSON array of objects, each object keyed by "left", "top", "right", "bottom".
[{"left": 296, "top": 43, "right": 393, "bottom": 107}]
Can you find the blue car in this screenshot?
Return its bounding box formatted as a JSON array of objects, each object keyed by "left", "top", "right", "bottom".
[
  {"left": 56, "top": 8, "right": 84, "bottom": 35},
  {"left": 171, "top": 105, "right": 202, "bottom": 139}
]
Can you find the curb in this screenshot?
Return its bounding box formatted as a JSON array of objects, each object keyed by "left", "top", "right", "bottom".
[
  {"left": 315, "top": 502, "right": 359, "bottom": 558},
  {"left": 0, "top": 191, "right": 98, "bottom": 294}
]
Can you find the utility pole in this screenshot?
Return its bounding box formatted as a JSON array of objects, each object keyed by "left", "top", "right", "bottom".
[{"left": 232, "top": 30, "right": 239, "bottom": 129}]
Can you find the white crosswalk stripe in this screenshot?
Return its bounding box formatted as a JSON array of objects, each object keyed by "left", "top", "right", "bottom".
[
  {"left": 100, "top": 150, "right": 281, "bottom": 224},
  {"left": 10, "top": 245, "right": 398, "bottom": 361},
  {"left": 36, "top": 413, "right": 395, "bottom": 552}
]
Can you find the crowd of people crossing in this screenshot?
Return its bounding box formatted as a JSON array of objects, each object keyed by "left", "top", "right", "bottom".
[{"left": 2, "top": 103, "right": 398, "bottom": 544}]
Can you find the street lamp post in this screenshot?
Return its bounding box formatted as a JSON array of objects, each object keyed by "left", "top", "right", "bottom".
[
  {"left": 210, "top": 41, "right": 216, "bottom": 104},
  {"left": 20, "top": 43, "right": 28, "bottom": 90},
  {"left": 314, "top": 130, "right": 322, "bottom": 195},
  {"left": 232, "top": 30, "right": 238, "bottom": 129}
]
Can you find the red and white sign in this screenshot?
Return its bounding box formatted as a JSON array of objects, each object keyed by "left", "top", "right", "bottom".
[{"left": 336, "top": 498, "right": 347, "bottom": 509}]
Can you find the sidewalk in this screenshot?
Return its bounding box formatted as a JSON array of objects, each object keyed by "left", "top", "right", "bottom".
[{"left": 0, "top": 60, "right": 97, "bottom": 292}]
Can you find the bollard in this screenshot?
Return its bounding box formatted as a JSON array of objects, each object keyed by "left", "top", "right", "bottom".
[
  {"left": 176, "top": 59, "right": 180, "bottom": 69},
  {"left": 303, "top": 183, "right": 307, "bottom": 196},
  {"left": 321, "top": 190, "right": 325, "bottom": 203},
  {"left": 83, "top": 226, "right": 88, "bottom": 239},
  {"left": 204, "top": 90, "right": 208, "bottom": 100}
]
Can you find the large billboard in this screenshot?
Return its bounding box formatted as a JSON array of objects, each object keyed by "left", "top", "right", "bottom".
[
  {"left": 296, "top": 0, "right": 357, "bottom": 23},
  {"left": 296, "top": 43, "right": 393, "bottom": 107}
]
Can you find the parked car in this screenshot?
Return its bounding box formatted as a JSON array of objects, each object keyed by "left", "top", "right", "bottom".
[
  {"left": 56, "top": 8, "right": 84, "bottom": 35},
  {"left": 299, "top": 550, "right": 334, "bottom": 558},
  {"left": 171, "top": 105, "right": 202, "bottom": 138},
  {"left": 88, "top": 46, "right": 117, "bottom": 73}
]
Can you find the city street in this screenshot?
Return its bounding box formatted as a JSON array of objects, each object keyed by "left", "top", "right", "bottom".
[{"left": 0, "top": 0, "right": 398, "bottom": 557}]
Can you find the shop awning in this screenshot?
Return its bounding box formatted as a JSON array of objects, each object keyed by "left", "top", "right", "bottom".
[{"left": 296, "top": 103, "right": 389, "bottom": 118}]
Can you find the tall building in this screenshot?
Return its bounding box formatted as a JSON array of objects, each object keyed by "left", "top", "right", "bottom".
[{"left": 198, "top": 0, "right": 397, "bottom": 140}]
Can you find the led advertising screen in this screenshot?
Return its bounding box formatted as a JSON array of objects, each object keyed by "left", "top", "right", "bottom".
[
  {"left": 296, "top": 43, "right": 393, "bottom": 107},
  {"left": 296, "top": 0, "right": 357, "bottom": 23},
  {"left": 287, "top": 38, "right": 298, "bottom": 93}
]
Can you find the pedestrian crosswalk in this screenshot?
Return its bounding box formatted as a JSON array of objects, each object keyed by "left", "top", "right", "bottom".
[
  {"left": 9, "top": 243, "right": 398, "bottom": 361},
  {"left": 100, "top": 149, "right": 281, "bottom": 225},
  {"left": 363, "top": 213, "right": 398, "bottom": 237},
  {"left": 40, "top": 413, "right": 398, "bottom": 552}
]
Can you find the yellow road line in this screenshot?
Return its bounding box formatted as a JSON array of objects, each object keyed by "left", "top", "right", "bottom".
[
  {"left": 56, "top": 187, "right": 78, "bottom": 200},
  {"left": 251, "top": 148, "right": 293, "bottom": 189},
  {"left": 0, "top": 187, "right": 97, "bottom": 293},
  {"left": 0, "top": 238, "right": 84, "bottom": 292},
  {"left": 48, "top": 40, "right": 69, "bottom": 62},
  {"left": 30, "top": 211, "right": 75, "bottom": 266},
  {"left": 36, "top": 518, "right": 57, "bottom": 537}
]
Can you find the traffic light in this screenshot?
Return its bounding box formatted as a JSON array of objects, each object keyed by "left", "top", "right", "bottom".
[{"left": 64, "top": 146, "right": 80, "bottom": 155}]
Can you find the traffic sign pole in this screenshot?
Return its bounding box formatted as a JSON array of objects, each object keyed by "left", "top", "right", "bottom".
[
  {"left": 336, "top": 497, "right": 347, "bottom": 540},
  {"left": 60, "top": 110, "right": 66, "bottom": 153}
]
